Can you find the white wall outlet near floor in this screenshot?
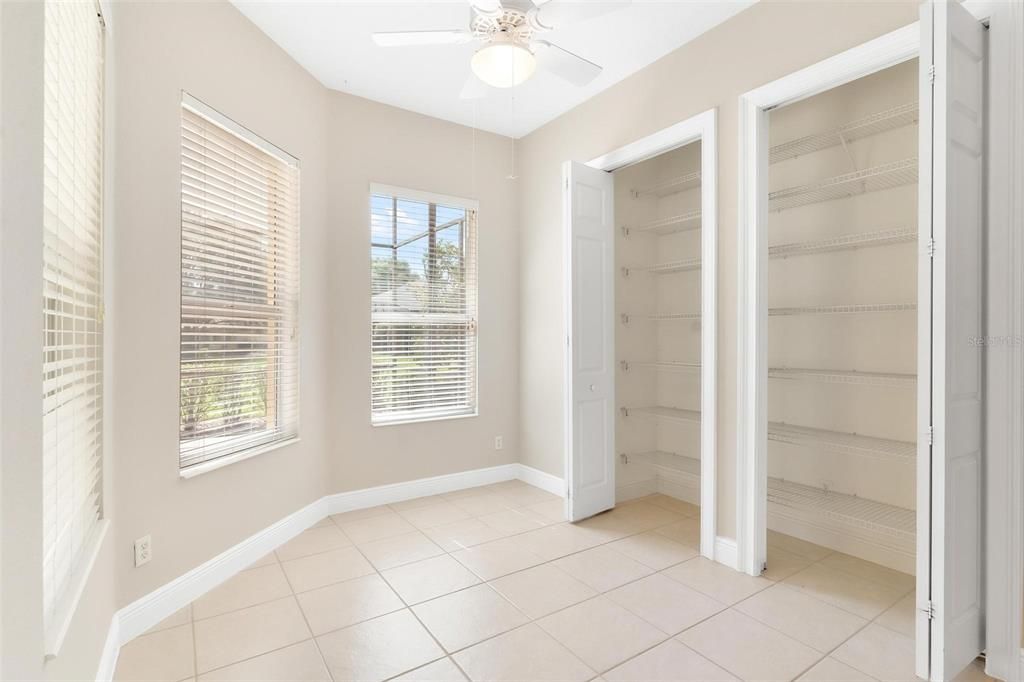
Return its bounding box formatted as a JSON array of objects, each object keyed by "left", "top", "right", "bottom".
[
  {"left": 494, "top": 435, "right": 503, "bottom": 451},
  {"left": 134, "top": 535, "right": 152, "bottom": 567}
]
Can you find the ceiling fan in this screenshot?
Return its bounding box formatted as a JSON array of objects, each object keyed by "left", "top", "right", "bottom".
[{"left": 372, "top": 0, "right": 630, "bottom": 97}]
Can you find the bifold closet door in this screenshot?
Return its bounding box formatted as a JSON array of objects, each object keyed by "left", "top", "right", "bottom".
[
  {"left": 916, "top": 1, "right": 986, "bottom": 680},
  {"left": 564, "top": 161, "right": 616, "bottom": 522}
]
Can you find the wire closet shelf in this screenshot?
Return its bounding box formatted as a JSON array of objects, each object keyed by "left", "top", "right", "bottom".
[
  {"left": 621, "top": 361, "right": 700, "bottom": 373},
  {"left": 769, "top": 102, "right": 919, "bottom": 164},
  {"left": 769, "top": 303, "right": 917, "bottom": 316},
  {"left": 769, "top": 227, "right": 916, "bottom": 259},
  {"left": 768, "top": 367, "right": 915, "bottom": 387},
  {"left": 768, "top": 421, "right": 916, "bottom": 462},
  {"left": 621, "top": 405, "right": 701, "bottom": 424},
  {"left": 631, "top": 170, "right": 701, "bottom": 199},
  {"left": 769, "top": 478, "right": 916, "bottom": 549},
  {"left": 622, "top": 210, "right": 702, "bottom": 237},
  {"left": 622, "top": 257, "right": 701, "bottom": 277},
  {"left": 622, "top": 450, "right": 700, "bottom": 474},
  {"left": 769, "top": 158, "right": 918, "bottom": 212}
]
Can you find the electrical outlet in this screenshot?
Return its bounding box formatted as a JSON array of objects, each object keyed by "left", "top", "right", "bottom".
[
  {"left": 134, "top": 535, "right": 152, "bottom": 567},
  {"left": 494, "top": 435, "right": 503, "bottom": 451}
]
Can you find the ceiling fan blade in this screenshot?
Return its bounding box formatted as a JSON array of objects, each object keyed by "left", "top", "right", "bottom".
[
  {"left": 468, "top": 0, "right": 504, "bottom": 17},
  {"left": 533, "top": 41, "right": 602, "bottom": 87},
  {"left": 372, "top": 30, "right": 473, "bottom": 47},
  {"left": 459, "top": 74, "right": 489, "bottom": 100},
  {"left": 532, "top": 0, "right": 630, "bottom": 30}
]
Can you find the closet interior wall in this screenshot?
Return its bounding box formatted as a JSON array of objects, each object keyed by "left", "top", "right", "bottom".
[
  {"left": 766, "top": 61, "right": 918, "bottom": 573},
  {"left": 614, "top": 143, "right": 702, "bottom": 505}
]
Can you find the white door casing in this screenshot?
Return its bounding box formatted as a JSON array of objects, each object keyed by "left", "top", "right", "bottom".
[
  {"left": 579, "top": 108, "right": 718, "bottom": 560},
  {"left": 916, "top": 2, "right": 986, "bottom": 680},
  {"left": 735, "top": 23, "right": 920, "bottom": 577},
  {"left": 564, "top": 161, "right": 616, "bottom": 522}
]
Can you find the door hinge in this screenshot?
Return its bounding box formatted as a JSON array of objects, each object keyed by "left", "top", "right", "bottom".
[
  {"left": 928, "top": 64, "right": 936, "bottom": 85},
  {"left": 920, "top": 600, "right": 936, "bottom": 620},
  {"left": 926, "top": 425, "right": 934, "bottom": 446},
  {"left": 926, "top": 237, "right": 936, "bottom": 259}
]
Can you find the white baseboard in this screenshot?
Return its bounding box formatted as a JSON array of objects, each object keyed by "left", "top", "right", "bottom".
[
  {"left": 516, "top": 464, "right": 565, "bottom": 497},
  {"left": 326, "top": 463, "right": 520, "bottom": 515},
  {"left": 714, "top": 537, "right": 738, "bottom": 569},
  {"left": 105, "top": 461, "right": 555, "bottom": 670},
  {"left": 117, "top": 496, "right": 326, "bottom": 645},
  {"left": 94, "top": 616, "right": 120, "bottom": 682}
]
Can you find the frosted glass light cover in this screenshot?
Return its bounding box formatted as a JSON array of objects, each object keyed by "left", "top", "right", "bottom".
[{"left": 471, "top": 40, "right": 536, "bottom": 88}]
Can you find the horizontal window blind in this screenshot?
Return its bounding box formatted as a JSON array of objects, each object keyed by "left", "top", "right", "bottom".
[
  {"left": 179, "top": 96, "right": 300, "bottom": 470},
  {"left": 41, "top": 0, "right": 105, "bottom": 633},
  {"left": 370, "top": 192, "right": 478, "bottom": 424}
]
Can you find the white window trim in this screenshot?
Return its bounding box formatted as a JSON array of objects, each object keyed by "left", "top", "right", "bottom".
[
  {"left": 181, "top": 93, "right": 299, "bottom": 168},
  {"left": 370, "top": 183, "right": 479, "bottom": 213},
  {"left": 179, "top": 436, "right": 301, "bottom": 479},
  {"left": 177, "top": 93, "right": 301, "bottom": 474},
  {"left": 41, "top": 0, "right": 108, "bottom": 656},
  {"left": 44, "top": 520, "right": 109, "bottom": 658},
  {"left": 368, "top": 183, "right": 480, "bottom": 427}
]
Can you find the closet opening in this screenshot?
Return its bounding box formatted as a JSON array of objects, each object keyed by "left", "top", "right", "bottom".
[
  {"left": 737, "top": 6, "right": 990, "bottom": 678},
  {"left": 763, "top": 60, "right": 919, "bottom": 575},
  {"left": 564, "top": 109, "right": 718, "bottom": 561},
  {"left": 615, "top": 142, "right": 704, "bottom": 517}
]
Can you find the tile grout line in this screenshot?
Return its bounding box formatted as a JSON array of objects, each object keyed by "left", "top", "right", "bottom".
[
  {"left": 722, "top": 542, "right": 912, "bottom": 680},
  {"left": 281, "top": 561, "right": 336, "bottom": 682},
  {"left": 190, "top": 603, "right": 198, "bottom": 681},
  {"left": 200, "top": 498, "right": 704, "bottom": 675},
  {"left": 345, "top": 528, "right": 453, "bottom": 680},
  {"left": 120, "top": 488, "right": 917, "bottom": 681},
  {"left": 191, "top": 551, "right": 339, "bottom": 680}
]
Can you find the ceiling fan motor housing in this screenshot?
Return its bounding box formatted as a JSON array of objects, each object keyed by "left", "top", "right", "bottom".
[{"left": 471, "top": 3, "right": 548, "bottom": 47}]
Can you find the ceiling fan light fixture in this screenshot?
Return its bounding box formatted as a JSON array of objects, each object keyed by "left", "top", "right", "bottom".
[{"left": 471, "top": 35, "right": 536, "bottom": 88}]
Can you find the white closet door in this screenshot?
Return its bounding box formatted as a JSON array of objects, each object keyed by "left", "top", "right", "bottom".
[
  {"left": 564, "top": 161, "right": 616, "bottom": 521},
  {"left": 916, "top": 1, "right": 985, "bottom": 679}
]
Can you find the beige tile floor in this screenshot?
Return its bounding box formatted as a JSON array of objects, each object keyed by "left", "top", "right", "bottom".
[{"left": 114, "top": 481, "right": 993, "bottom": 682}]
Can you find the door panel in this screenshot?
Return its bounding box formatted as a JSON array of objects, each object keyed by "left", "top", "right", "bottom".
[
  {"left": 564, "top": 161, "right": 615, "bottom": 522},
  {"left": 917, "top": 2, "right": 986, "bottom": 679}
]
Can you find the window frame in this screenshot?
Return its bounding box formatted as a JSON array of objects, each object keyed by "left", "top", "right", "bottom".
[
  {"left": 40, "top": 0, "right": 109, "bottom": 657},
  {"left": 177, "top": 93, "right": 301, "bottom": 477},
  {"left": 368, "top": 183, "right": 480, "bottom": 427}
]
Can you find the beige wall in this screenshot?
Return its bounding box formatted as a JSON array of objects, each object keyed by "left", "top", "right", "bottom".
[
  {"left": 324, "top": 93, "right": 519, "bottom": 492},
  {"left": 112, "top": 0, "right": 332, "bottom": 605},
  {"left": 111, "top": 0, "right": 518, "bottom": 613},
  {"left": 3, "top": 1, "right": 518, "bottom": 676},
  {"left": 516, "top": 0, "right": 920, "bottom": 538},
  {"left": 3, "top": 0, "right": 938, "bottom": 677}
]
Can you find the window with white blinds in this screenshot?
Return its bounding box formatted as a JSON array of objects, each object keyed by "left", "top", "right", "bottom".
[
  {"left": 370, "top": 186, "right": 477, "bottom": 419},
  {"left": 179, "top": 95, "right": 300, "bottom": 472},
  {"left": 370, "top": 187, "right": 478, "bottom": 424},
  {"left": 41, "top": 0, "right": 105, "bottom": 638}
]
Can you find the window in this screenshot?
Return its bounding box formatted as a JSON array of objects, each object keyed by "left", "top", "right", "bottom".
[
  {"left": 370, "top": 186, "right": 478, "bottom": 424},
  {"left": 41, "top": 0, "right": 105, "bottom": 643},
  {"left": 179, "top": 95, "right": 300, "bottom": 473}
]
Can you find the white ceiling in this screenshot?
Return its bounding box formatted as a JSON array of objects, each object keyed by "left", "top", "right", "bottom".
[{"left": 231, "top": 1, "right": 755, "bottom": 139}]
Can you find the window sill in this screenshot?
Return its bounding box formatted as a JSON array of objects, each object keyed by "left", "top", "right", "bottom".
[
  {"left": 372, "top": 411, "right": 479, "bottom": 428},
  {"left": 179, "top": 437, "right": 301, "bottom": 479},
  {"left": 44, "top": 519, "right": 110, "bottom": 659}
]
